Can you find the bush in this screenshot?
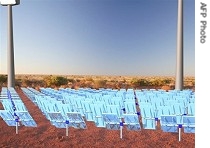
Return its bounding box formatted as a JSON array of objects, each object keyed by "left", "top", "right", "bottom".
[
  {"left": 68, "top": 78, "right": 76, "bottom": 83},
  {"left": 0, "top": 75, "right": 7, "bottom": 83},
  {"left": 95, "top": 79, "right": 107, "bottom": 89},
  {"left": 44, "top": 76, "right": 68, "bottom": 87},
  {"left": 131, "top": 78, "right": 149, "bottom": 88},
  {"left": 149, "top": 79, "right": 163, "bottom": 86},
  {"left": 85, "top": 77, "right": 94, "bottom": 82}
]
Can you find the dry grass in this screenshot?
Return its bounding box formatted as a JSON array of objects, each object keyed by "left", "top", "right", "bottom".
[{"left": 13, "top": 74, "right": 194, "bottom": 91}]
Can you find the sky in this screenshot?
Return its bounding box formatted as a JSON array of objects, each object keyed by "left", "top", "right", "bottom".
[{"left": 0, "top": 0, "right": 195, "bottom": 76}]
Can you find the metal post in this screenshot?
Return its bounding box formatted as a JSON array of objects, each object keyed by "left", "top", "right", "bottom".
[
  {"left": 120, "top": 126, "right": 123, "bottom": 139},
  {"left": 16, "top": 121, "right": 18, "bottom": 134},
  {"left": 120, "top": 122, "right": 123, "bottom": 139},
  {"left": 179, "top": 127, "right": 181, "bottom": 141},
  {"left": 15, "top": 114, "right": 19, "bottom": 134},
  {"left": 66, "top": 123, "right": 68, "bottom": 136},
  {"left": 175, "top": 0, "right": 184, "bottom": 90},
  {"left": 7, "top": 5, "right": 15, "bottom": 87}
]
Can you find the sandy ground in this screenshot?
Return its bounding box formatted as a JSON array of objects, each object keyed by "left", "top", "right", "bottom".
[{"left": 0, "top": 89, "right": 195, "bottom": 148}]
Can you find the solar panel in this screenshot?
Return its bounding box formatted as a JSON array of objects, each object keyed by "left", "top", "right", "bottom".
[
  {"left": 47, "top": 112, "right": 66, "bottom": 128},
  {"left": 91, "top": 104, "right": 106, "bottom": 128},
  {"left": 154, "top": 105, "right": 162, "bottom": 120},
  {"left": 4, "top": 120, "right": 19, "bottom": 126},
  {"left": 161, "top": 106, "right": 173, "bottom": 115},
  {"left": 82, "top": 101, "right": 94, "bottom": 121},
  {"left": 124, "top": 102, "right": 136, "bottom": 114},
  {"left": 183, "top": 116, "right": 195, "bottom": 133},
  {"left": 160, "top": 115, "right": 177, "bottom": 133},
  {"left": 20, "top": 120, "right": 37, "bottom": 127},
  {"left": 0, "top": 110, "right": 18, "bottom": 126},
  {"left": 188, "top": 103, "right": 195, "bottom": 116},
  {"left": 66, "top": 112, "right": 87, "bottom": 129},
  {"left": 142, "top": 118, "right": 156, "bottom": 130},
  {"left": 141, "top": 106, "right": 154, "bottom": 118},
  {"left": 14, "top": 103, "right": 28, "bottom": 111},
  {"left": 102, "top": 113, "right": 120, "bottom": 130},
  {"left": 15, "top": 111, "right": 37, "bottom": 127},
  {"left": 141, "top": 106, "right": 157, "bottom": 129},
  {"left": 57, "top": 104, "right": 73, "bottom": 117},
  {"left": 123, "top": 114, "right": 141, "bottom": 130},
  {"left": 106, "top": 105, "right": 121, "bottom": 118}
]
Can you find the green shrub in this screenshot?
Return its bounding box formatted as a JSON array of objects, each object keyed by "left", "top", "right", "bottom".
[
  {"left": 0, "top": 75, "right": 7, "bottom": 83},
  {"left": 131, "top": 78, "right": 149, "bottom": 88},
  {"left": 44, "top": 76, "right": 68, "bottom": 87}
]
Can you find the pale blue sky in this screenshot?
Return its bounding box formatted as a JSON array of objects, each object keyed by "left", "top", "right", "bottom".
[{"left": 0, "top": 0, "right": 195, "bottom": 76}]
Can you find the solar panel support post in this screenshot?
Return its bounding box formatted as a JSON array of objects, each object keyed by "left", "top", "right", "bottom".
[
  {"left": 65, "top": 120, "right": 69, "bottom": 136},
  {"left": 155, "top": 118, "right": 158, "bottom": 128},
  {"left": 66, "top": 123, "right": 68, "bottom": 136},
  {"left": 15, "top": 117, "right": 18, "bottom": 134},
  {"left": 175, "top": 0, "right": 184, "bottom": 90},
  {"left": 179, "top": 127, "right": 181, "bottom": 141},
  {"left": 120, "top": 122, "right": 123, "bottom": 139},
  {"left": 16, "top": 122, "right": 18, "bottom": 134},
  {"left": 120, "top": 126, "right": 123, "bottom": 139},
  {"left": 14, "top": 112, "right": 19, "bottom": 134}
]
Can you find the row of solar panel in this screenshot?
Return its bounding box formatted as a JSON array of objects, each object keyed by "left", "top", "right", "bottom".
[
  {"left": 23, "top": 87, "right": 142, "bottom": 132},
  {"left": 36, "top": 87, "right": 195, "bottom": 122},
  {"left": 21, "top": 87, "right": 194, "bottom": 132},
  {"left": 0, "top": 87, "right": 37, "bottom": 128},
  {"left": 141, "top": 103, "right": 194, "bottom": 119},
  {"left": 0, "top": 86, "right": 195, "bottom": 132},
  {"left": 0, "top": 87, "right": 194, "bottom": 140},
  {"left": 21, "top": 87, "right": 194, "bottom": 142},
  {"left": 40, "top": 87, "right": 135, "bottom": 101},
  {"left": 22, "top": 87, "right": 138, "bottom": 128},
  {"left": 22, "top": 86, "right": 195, "bottom": 123},
  {"left": 40, "top": 87, "right": 194, "bottom": 107}
]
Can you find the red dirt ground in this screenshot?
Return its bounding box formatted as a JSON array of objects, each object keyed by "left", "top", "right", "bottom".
[{"left": 0, "top": 89, "right": 195, "bottom": 148}]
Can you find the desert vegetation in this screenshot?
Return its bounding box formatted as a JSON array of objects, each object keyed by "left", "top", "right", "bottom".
[{"left": 0, "top": 74, "right": 195, "bottom": 91}]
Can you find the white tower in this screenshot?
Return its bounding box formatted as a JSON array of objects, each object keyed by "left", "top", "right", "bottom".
[
  {"left": 0, "top": 0, "right": 20, "bottom": 87},
  {"left": 175, "top": 0, "right": 183, "bottom": 90}
]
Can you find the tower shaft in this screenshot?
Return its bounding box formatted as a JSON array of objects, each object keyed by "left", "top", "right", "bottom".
[
  {"left": 175, "top": 0, "right": 183, "bottom": 90},
  {"left": 7, "top": 5, "right": 15, "bottom": 87}
]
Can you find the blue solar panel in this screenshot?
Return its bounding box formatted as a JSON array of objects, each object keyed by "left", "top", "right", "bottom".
[
  {"left": 82, "top": 101, "right": 94, "bottom": 121},
  {"left": 15, "top": 111, "right": 37, "bottom": 127},
  {"left": 21, "top": 120, "right": 37, "bottom": 127},
  {"left": 188, "top": 103, "right": 195, "bottom": 116},
  {"left": 123, "top": 114, "right": 141, "bottom": 130},
  {"left": 106, "top": 105, "right": 121, "bottom": 118},
  {"left": 124, "top": 102, "right": 136, "bottom": 114},
  {"left": 0, "top": 110, "right": 13, "bottom": 119},
  {"left": 160, "top": 115, "right": 178, "bottom": 133},
  {"left": 0, "top": 110, "right": 19, "bottom": 126},
  {"left": 141, "top": 106, "right": 155, "bottom": 118},
  {"left": 91, "top": 104, "right": 106, "bottom": 128},
  {"left": 47, "top": 112, "right": 66, "bottom": 128},
  {"left": 142, "top": 118, "right": 156, "bottom": 130},
  {"left": 102, "top": 113, "right": 120, "bottom": 130},
  {"left": 66, "top": 112, "right": 87, "bottom": 129},
  {"left": 4, "top": 120, "right": 19, "bottom": 126},
  {"left": 183, "top": 116, "right": 195, "bottom": 133}
]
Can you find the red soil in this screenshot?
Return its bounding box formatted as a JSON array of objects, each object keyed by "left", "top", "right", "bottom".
[{"left": 0, "top": 89, "right": 195, "bottom": 148}]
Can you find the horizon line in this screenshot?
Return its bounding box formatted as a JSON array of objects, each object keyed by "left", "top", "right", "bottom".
[{"left": 0, "top": 73, "right": 195, "bottom": 78}]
